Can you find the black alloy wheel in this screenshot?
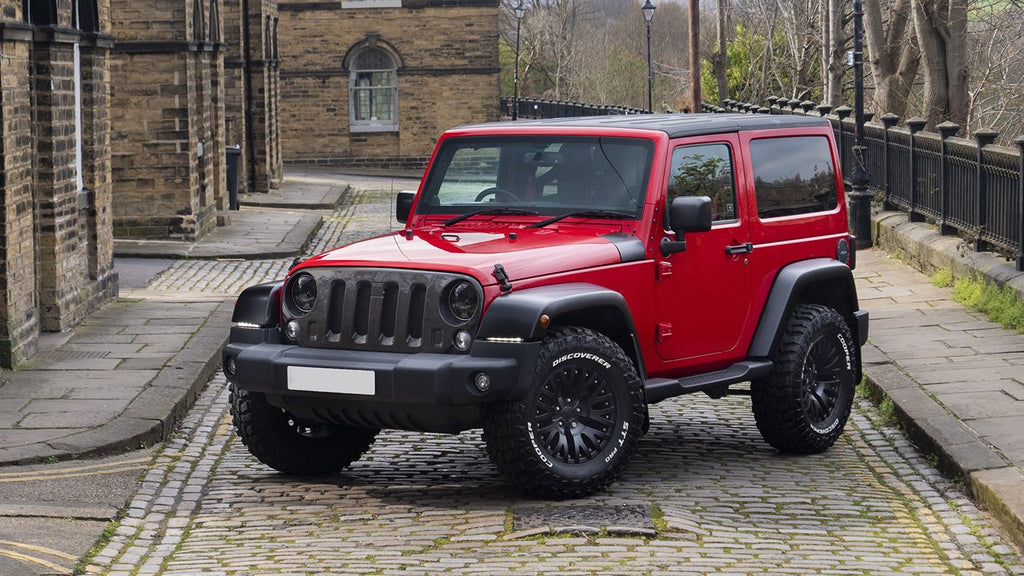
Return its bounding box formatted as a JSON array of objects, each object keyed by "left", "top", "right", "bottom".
[
  {"left": 532, "top": 362, "right": 618, "bottom": 465},
  {"left": 752, "top": 303, "right": 857, "bottom": 453},
  {"left": 483, "top": 326, "right": 647, "bottom": 499}
]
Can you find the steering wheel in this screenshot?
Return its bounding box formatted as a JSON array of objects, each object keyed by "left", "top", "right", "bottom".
[{"left": 474, "top": 187, "right": 519, "bottom": 203}]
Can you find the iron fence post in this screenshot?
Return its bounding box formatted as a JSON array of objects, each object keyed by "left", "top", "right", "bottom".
[
  {"left": 907, "top": 117, "right": 927, "bottom": 222},
  {"left": 937, "top": 122, "right": 960, "bottom": 235},
  {"left": 974, "top": 129, "right": 999, "bottom": 252},
  {"left": 835, "top": 106, "right": 852, "bottom": 177},
  {"left": 880, "top": 113, "right": 899, "bottom": 210},
  {"left": 1018, "top": 137, "right": 1024, "bottom": 271}
]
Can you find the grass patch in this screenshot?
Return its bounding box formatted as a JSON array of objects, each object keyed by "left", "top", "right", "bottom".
[
  {"left": 949, "top": 275, "right": 1024, "bottom": 332},
  {"left": 931, "top": 267, "right": 953, "bottom": 288},
  {"left": 648, "top": 503, "right": 667, "bottom": 533},
  {"left": 877, "top": 397, "right": 899, "bottom": 427},
  {"left": 73, "top": 516, "right": 122, "bottom": 575}
]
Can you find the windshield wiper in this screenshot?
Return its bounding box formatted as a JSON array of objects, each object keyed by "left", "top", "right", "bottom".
[
  {"left": 443, "top": 207, "right": 539, "bottom": 226},
  {"left": 527, "top": 209, "right": 636, "bottom": 229}
]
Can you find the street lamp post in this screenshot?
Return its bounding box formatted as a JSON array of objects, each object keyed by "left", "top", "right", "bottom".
[
  {"left": 512, "top": 1, "right": 526, "bottom": 120},
  {"left": 849, "top": 0, "right": 872, "bottom": 248},
  {"left": 642, "top": 0, "right": 656, "bottom": 114}
]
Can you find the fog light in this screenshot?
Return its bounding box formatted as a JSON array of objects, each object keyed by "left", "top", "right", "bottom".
[
  {"left": 474, "top": 372, "right": 491, "bottom": 392},
  {"left": 453, "top": 330, "right": 473, "bottom": 351},
  {"left": 285, "top": 320, "right": 300, "bottom": 341},
  {"left": 225, "top": 355, "right": 236, "bottom": 377}
]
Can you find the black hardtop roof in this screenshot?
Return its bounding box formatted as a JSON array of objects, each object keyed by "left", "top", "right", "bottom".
[{"left": 456, "top": 113, "right": 832, "bottom": 139}]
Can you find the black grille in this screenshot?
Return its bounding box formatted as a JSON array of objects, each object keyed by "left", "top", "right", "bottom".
[{"left": 285, "top": 268, "right": 480, "bottom": 354}]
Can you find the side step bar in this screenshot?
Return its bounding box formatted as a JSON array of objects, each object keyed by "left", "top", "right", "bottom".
[{"left": 643, "top": 360, "right": 773, "bottom": 404}]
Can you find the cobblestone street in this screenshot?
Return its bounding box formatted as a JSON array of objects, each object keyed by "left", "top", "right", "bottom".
[
  {"left": 78, "top": 178, "right": 1024, "bottom": 575},
  {"left": 86, "top": 373, "right": 1023, "bottom": 575}
]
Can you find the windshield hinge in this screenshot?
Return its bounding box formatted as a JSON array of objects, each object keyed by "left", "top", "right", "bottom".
[
  {"left": 657, "top": 261, "right": 672, "bottom": 280},
  {"left": 493, "top": 264, "right": 513, "bottom": 293}
]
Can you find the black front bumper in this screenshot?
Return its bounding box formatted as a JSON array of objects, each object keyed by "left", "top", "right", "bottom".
[{"left": 223, "top": 332, "right": 541, "bottom": 432}]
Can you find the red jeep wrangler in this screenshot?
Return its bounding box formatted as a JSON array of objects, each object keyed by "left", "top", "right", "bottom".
[{"left": 224, "top": 114, "right": 868, "bottom": 498}]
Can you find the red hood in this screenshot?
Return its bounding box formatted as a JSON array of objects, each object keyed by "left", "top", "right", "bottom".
[{"left": 301, "top": 226, "right": 635, "bottom": 286}]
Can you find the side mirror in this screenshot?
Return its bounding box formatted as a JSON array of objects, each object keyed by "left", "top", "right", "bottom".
[
  {"left": 661, "top": 196, "right": 712, "bottom": 256},
  {"left": 396, "top": 190, "right": 416, "bottom": 224}
]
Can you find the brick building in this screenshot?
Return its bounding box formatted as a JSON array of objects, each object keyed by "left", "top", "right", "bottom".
[
  {"left": 223, "top": 0, "right": 282, "bottom": 195},
  {"left": 276, "top": 0, "right": 500, "bottom": 170},
  {"left": 0, "top": 0, "right": 118, "bottom": 367},
  {"left": 108, "top": 0, "right": 229, "bottom": 240}
]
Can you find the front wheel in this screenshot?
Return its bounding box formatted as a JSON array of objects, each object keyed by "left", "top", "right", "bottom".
[
  {"left": 751, "top": 304, "right": 857, "bottom": 453},
  {"left": 230, "top": 385, "right": 379, "bottom": 475},
  {"left": 483, "top": 327, "right": 647, "bottom": 499}
]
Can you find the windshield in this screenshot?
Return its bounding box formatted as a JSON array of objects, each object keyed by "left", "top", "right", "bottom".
[{"left": 416, "top": 135, "right": 654, "bottom": 221}]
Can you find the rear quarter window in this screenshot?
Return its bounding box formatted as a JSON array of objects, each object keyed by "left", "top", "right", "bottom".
[{"left": 749, "top": 136, "right": 837, "bottom": 219}]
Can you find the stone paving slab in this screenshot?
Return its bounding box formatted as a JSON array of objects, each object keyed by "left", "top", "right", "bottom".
[
  {"left": 238, "top": 173, "right": 349, "bottom": 209},
  {"left": 0, "top": 298, "right": 232, "bottom": 466},
  {"left": 863, "top": 210, "right": 1024, "bottom": 552},
  {"left": 113, "top": 207, "right": 323, "bottom": 259}
]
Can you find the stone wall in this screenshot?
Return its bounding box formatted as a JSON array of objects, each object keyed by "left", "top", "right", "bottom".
[
  {"left": 223, "top": 0, "right": 283, "bottom": 196},
  {"left": 277, "top": 0, "right": 500, "bottom": 168},
  {"left": 109, "top": 0, "right": 227, "bottom": 240},
  {"left": 0, "top": 19, "right": 38, "bottom": 366},
  {"left": 0, "top": 0, "right": 117, "bottom": 367}
]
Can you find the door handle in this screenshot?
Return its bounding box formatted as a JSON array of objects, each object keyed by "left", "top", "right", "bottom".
[{"left": 725, "top": 242, "right": 753, "bottom": 255}]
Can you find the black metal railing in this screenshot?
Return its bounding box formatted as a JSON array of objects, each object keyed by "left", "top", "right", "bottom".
[
  {"left": 705, "top": 97, "right": 1024, "bottom": 271},
  {"left": 500, "top": 97, "right": 646, "bottom": 119}
]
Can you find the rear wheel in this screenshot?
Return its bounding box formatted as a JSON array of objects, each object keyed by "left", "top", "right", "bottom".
[
  {"left": 483, "top": 326, "right": 646, "bottom": 499},
  {"left": 230, "top": 385, "right": 379, "bottom": 475},
  {"left": 752, "top": 304, "right": 856, "bottom": 453}
]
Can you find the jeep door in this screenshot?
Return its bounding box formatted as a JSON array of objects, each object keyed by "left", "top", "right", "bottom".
[{"left": 654, "top": 135, "right": 755, "bottom": 365}]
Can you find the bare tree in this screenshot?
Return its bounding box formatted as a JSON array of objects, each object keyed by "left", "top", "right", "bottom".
[
  {"left": 863, "top": 0, "right": 920, "bottom": 118},
  {"left": 964, "top": 4, "right": 1024, "bottom": 139},
  {"left": 911, "top": 0, "right": 969, "bottom": 126},
  {"left": 822, "top": 0, "right": 846, "bottom": 105}
]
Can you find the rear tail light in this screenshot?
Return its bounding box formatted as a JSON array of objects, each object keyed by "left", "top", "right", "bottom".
[{"left": 839, "top": 236, "right": 857, "bottom": 269}]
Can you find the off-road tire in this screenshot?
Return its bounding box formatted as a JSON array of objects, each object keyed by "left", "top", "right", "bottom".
[
  {"left": 752, "top": 303, "right": 857, "bottom": 453},
  {"left": 230, "top": 384, "right": 379, "bottom": 475},
  {"left": 483, "top": 326, "right": 646, "bottom": 499}
]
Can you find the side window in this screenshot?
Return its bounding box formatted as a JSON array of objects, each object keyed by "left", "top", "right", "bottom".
[
  {"left": 667, "top": 143, "right": 736, "bottom": 226},
  {"left": 749, "top": 136, "right": 837, "bottom": 219}
]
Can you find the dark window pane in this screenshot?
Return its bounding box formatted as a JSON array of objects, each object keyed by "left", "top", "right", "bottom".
[
  {"left": 667, "top": 143, "right": 736, "bottom": 224},
  {"left": 750, "top": 136, "right": 837, "bottom": 219}
]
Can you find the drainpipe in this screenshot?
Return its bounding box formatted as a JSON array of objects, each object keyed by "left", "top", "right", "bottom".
[{"left": 242, "top": 0, "right": 257, "bottom": 194}]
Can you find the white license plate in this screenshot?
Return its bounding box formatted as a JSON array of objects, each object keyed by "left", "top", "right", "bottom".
[{"left": 286, "top": 366, "right": 376, "bottom": 395}]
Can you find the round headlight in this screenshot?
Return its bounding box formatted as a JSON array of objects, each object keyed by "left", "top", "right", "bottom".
[
  {"left": 289, "top": 273, "right": 317, "bottom": 314},
  {"left": 447, "top": 281, "right": 479, "bottom": 322}
]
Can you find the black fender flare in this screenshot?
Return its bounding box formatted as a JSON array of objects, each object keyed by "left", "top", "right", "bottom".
[
  {"left": 479, "top": 282, "right": 649, "bottom": 428},
  {"left": 748, "top": 259, "right": 864, "bottom": 358},
  {"left": 479, "top": 283, "right": 637, "bottom": 342},
  {"left": 232, "top": 281, "right": 284, "bottom": 327}
]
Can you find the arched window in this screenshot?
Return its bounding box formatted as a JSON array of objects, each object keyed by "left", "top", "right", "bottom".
[{"left": 349, "top": 47, "right": 398, "bottom": 133}]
